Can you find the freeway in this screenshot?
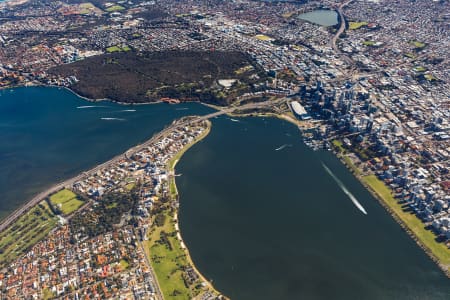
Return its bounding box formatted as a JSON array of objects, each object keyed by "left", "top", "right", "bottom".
[
  {"left": 0, "top": 97, "right": 288, "bottom": 233},
  {"left": 331, "top": 0, "right": 354, "bottom": 66}
]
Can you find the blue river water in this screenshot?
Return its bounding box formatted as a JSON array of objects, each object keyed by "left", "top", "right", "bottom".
[
  {"left": 177, "top": 116, "right": 450, "bottom": 299},
  {"left": 0, "top": 86, "right": 213, "bottom": 219},
  {"left": 0, "top": 87, "right": 449, "bottom": 299}
]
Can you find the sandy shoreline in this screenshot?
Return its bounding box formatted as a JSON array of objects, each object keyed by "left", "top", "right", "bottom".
[
  {"left": 166, "top": 121, "right": 227, "bottom": 298},
  {"left": 2, "top": 83, "right": 448, "bottom": 284}
]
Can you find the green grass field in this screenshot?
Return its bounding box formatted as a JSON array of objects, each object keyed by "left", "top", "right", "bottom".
[
  {"left": 254, "top": 34, "right": 273, "bottom": 41},
  {"left": 362, "top": 40, "right": 376, "bottom": 46},
  {"left": 119, "top": 258, "right": 130, "bottom": 270},
  {"left": 362, "top": 175, "right": 450, "bottom": 271},
  {"left": 234, "top": 65, "right": 253, "bottom": 75},
  {"left": 145, "top": 123, "right": 213, "bottom": 299},
  {"left": 349, "top": 21, "right": 368, "bottom": 30},
  {"left": 106, "top": 45, "right": 131, "bottom": 53},
  {"left": 414, "top": 66, "right": 427, "bottom": 72},
  {"left": 146, "top": 210, "right": 194, "bottom": 299},
  {"left": 410, "top": 40, "right": 426, "bottom": 49},
  {"left": 343, "top": 156, "right": 361, "bottom": 176},
  {"left": 332, "top": 139, "right": 345, "bottom": 153},
  {"left": 78, "top": 2, "right": 95, "bottom": 15},
  {"left": 424, "top": 74, "right": 436, "bottom": 81},
  {"left": 0, "top": 201, "right": 58, "bottom": 267},
  {"left": 106, "top": 5, "right": 125, "bottom": 12},
  {"left": 42, "top": 288, "right": 55, "bottom": 300},
  {"left": 50, "top": 189, "right": 84, "bottom": 215},
  {"left": 106, "top": 46, "right": 122, "bottom": 53},
  {"left": 125, "top": 182, "right": 135, "bottom": 191}
]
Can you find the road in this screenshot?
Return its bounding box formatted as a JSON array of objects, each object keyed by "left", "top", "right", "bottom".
[
  {"left": 331, "top": 0, "right": 354, "bottom": 66},
  {"left": 0, "top": 97, "right": 289, "bottom": 233},
  {"left": 138, "top": 240, "right": 164, "bottom": 300}
]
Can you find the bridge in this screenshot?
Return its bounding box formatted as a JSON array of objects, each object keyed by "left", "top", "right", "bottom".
[{"left": 0, "top": 97, "right": 289, "bottom": 233}]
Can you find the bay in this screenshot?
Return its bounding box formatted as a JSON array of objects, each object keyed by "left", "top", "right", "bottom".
[
  {"left": 0, "top": 86, "right": 212, "bottom": 219},
  {"left": 0, "top": 87, "right": 448, "bottom": 299},
  {"left": 177, "top": 116, "right": 450, "bottom": 299}
]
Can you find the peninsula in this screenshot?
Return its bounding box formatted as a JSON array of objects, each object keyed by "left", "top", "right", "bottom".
[
  {"left": 0, "top": 97, "right": 289, "bottom": 299},
  {"left": 0, "top": 0, "right": 449, "bottom": 297},
  {"left": 0, "top": 115, "right": 220, "bottom": 299}
]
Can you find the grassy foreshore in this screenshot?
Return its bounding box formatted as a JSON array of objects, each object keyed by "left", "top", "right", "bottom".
[
  {"left": 230, "top": 110, "right": 450, "bottom": 277},
  {"left": 331, "top": 143, "right": 450, "bottom": 277},
  {"left": 362, "top": 175, "right": 450, "bottom": 275},
  {"left": 145, "top": 120, "right": 225, "bottom": 299}
]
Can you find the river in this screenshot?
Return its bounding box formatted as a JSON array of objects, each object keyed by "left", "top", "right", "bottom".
[
  {"left": 0, "top": 87, "right": 449, "bottom": 298},
  {"left": 0, "top": 86, "right": 212, "bottom": 219},
  {"left": 177, "top": 116, "right": 450, "bottom": 299}
]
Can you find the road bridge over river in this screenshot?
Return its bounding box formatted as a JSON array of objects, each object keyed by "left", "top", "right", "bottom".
[{"left": 0, "top": 98, "right": 289, "bottom": 233}]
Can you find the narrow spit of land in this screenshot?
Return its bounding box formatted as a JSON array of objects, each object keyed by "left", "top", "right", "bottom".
[
  {"left": 0, "top": 116, "right": 223, "bottom": 299},
  {"left": 1, "top": 94, "right": 448, "bottom": 298},
  {"left": 142, "top": 121, "right": 225, "bottom": 299},
  {"left": 0, "top": 98, "right": 291, "bottom": 299},
  {"left": 0, "top": 97, "right": 289, "bottom": 234}
]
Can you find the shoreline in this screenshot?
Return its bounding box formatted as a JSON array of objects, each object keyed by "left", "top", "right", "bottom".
[
  {"left": 2, "top": 83, "right": 236, "bottom": 109},
  {"left": 223, "top": 109, "right": 450, "bottom": 278},
  {"left": 2, "top": 83, "right": 165, "bottom": 106},
  {"left": 169, "top": 110, "right": 449, "bottom": 285},
  {"left": 0, "top": 112, "right": 224, "bottom": 298},
  {"left": 1, "top": 85, "right": 448, "bottom": 294},
  {"left": 362, "top": 176, "right": 450, "bottom": 278},
  {"left": 333, "top": 149, "right": 450, "bottom": 278},
  {"left": 270, "top": 111, "right": 450, "bottom": 277},
  {"left": 165, "top": 120, "right": 228, "bottom": 298}
]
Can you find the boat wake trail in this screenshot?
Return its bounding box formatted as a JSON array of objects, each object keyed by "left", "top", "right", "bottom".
[
  {"left": 77, "top": 105, "right": 108, "bottom": 109},
  {"left": 322, "top": 163, "right": 368, "bottom": 215},
  {"left": 121, "top": 109, "right": 136, "bottom": 112},
  {"left": 101, "top": 117, "right": 126, "bottom": 121},
  {"left": 275, "top": 144, "right": 292, "bottom": 151},
  {"left": 176, "top": 107, "right": 189, "bottom": 111}
]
